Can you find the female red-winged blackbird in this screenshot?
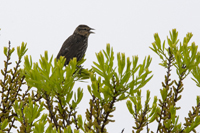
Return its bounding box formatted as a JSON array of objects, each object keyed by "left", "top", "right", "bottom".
[{"left": 57, "top": 25, "right": 94, "bottom": 66}]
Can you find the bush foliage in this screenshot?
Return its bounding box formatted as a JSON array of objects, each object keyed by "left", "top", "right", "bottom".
[{"left": 0, "top": 29, "right": 200, "bottom": 133}]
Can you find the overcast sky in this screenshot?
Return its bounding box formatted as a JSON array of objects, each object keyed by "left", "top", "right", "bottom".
[{"left": 1, "top": 1, "right": 200, "bottom": 132}]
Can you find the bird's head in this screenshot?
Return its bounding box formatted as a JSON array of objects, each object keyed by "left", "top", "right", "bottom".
[{"left": 74, "top": 25, "right": 94, "bottom": 37}]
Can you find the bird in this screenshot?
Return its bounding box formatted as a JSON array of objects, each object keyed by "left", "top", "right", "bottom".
[{"left": 56, "top": 24, "right": 94, "bottom": 66}]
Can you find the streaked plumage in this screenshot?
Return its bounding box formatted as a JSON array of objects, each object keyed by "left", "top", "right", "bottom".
[{"left": 57, "top": 25, "right": 94, "bottom": 66}]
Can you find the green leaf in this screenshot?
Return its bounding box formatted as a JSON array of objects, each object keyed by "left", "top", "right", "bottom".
[
  {"left": 1, "top": 119, "right": 8, "bottom": 130},
  {"left": 154, "top": 33, "right": 161, "bottom": 49},
  {"left": 77, "top": 115, "right": 83, "bottom": 129},
  {"left": 160, "top": 88, "right": 167, "bottom": 101},
  {"left": 170, "top": 106, "right": 176, "bottom": 123},
  {"left": 197, "top": 96, "right": 200, "bottom": 105},
  {"left": 3, "top": 47, "right": 8, "bottom": 56},
  {"left": 118, "top": 93, "right": 127, "bottom": 101},
  {"left": 10, "top": 47, "right": 15, "bottom": 55},
  {"left": 106, "top": 43, "right": 111, "bottom": 56},
  {"left": 92, "top": 66, "right": 104, "bottom": 77},
  {"left": 77, "top": 87, "right": 83, "bottom": 104},
  {"left": 126, "top": 100, "right": 134, "bottom": 115}
]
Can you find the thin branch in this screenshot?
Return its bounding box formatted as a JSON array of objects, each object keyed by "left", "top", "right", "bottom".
[
  {"left": 1, "top": 41, "right": 11, "bottom": 112},
  {"left": 101, "top": 96, "right": 116, "bottom": 132},
  {"left": 73, "top": 112, "right": 79, "bottom": 130},
  {"left": 7, "top": 117, "right": 16, "bottom": 133},
  {"left": 44, "top": 92, "right": 59, "bottom": 130},
  {"left": 21, "top": 107, "right": 27, "bottom": 133},
  {"left": 156, "top": 47, "right": 173, "bottom": 133},
  {"left": 57, "top": 94, "right": 67, "bottom": 128},
  {"left": 174, "top": 71, "right": 184, "bottom": 103}
]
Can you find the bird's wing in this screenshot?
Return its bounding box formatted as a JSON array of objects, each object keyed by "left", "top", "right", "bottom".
[{"left": 56, "top": 35, "right": 80, "bottom": 64}]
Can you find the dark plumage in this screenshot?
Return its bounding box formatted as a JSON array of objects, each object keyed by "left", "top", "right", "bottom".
[{"left": 57, "top": 24, "right": 94, "bottom": 66}]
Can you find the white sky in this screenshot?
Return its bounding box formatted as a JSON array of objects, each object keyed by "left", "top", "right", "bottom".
[{"left": 1, "top": 1, "right": 200, "bottom": 132}]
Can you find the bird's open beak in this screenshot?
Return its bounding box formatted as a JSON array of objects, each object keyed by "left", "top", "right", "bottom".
[{"left": 89, "top": 28, "right": 95, "bottom": 34}]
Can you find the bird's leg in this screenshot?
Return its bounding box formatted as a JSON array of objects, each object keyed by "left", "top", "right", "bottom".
[{"left": 76, "top": 65, "right": 84, "bottom": 74}]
